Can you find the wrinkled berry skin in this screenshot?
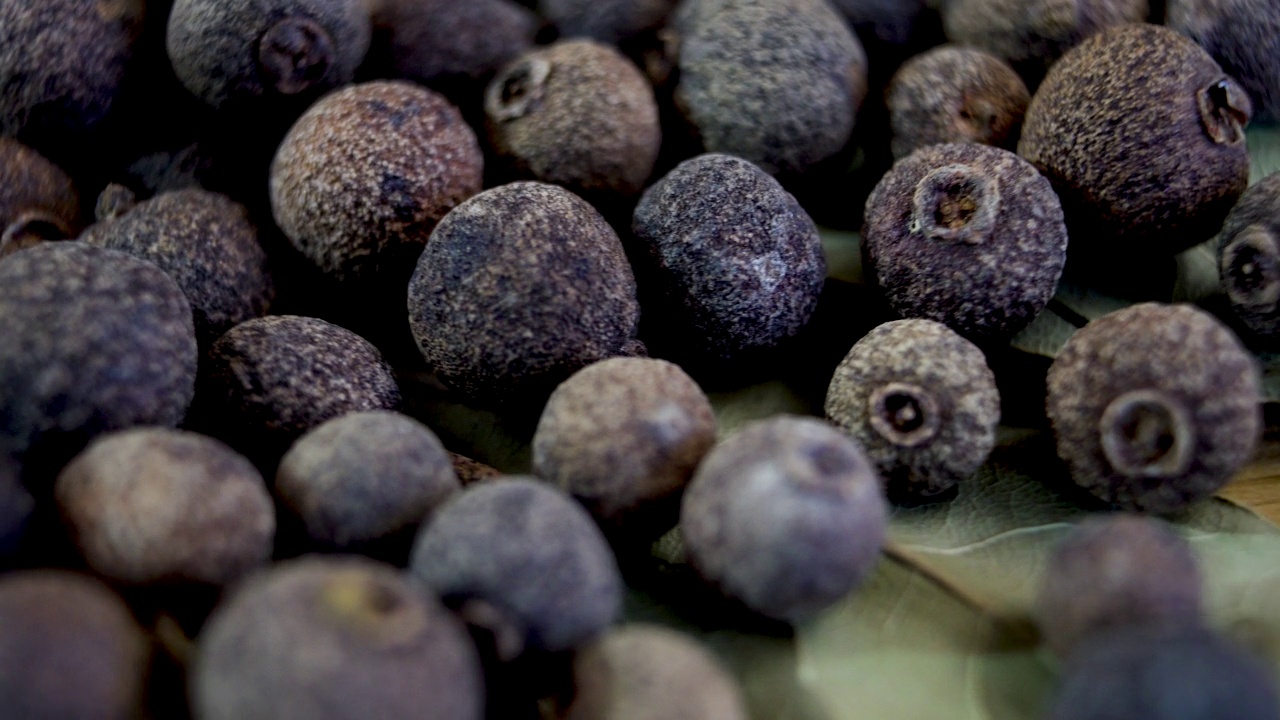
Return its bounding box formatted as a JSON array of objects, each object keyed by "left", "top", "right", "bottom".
[
  {"left": 410, "top": 477, "right": 622, "bottom": 659},
  {"left": 670, "top": 0, "right": 868, "bottom": 176},
  {"left": 192, "top": 556, "right": 485, "bottom": 720},
  {"left": 680, "top": 416, "right": 888, "bottom": 624},
  {"left": 1019, "top": 24, "right": 1251, "bottom": 255},
  {"left": 632, "top": 154, "right": 826, "bottom": 362},
  {"left": 1168, "top": 0, "right": 1280, "bottom": 123},
  {"left": 825, "top": 320, "right": 1000, "bottom": 503},
  {"left": 1218, "top": 173, "right": 1280, "bottom": 343},
  {"left": 0, "top": 137, "right": 81, "bottom": 257},
  {"left": 1034, "top": 515, "right": 1203, "bottom": 659},
  {"left": 1047, "top": 626, "right": 1280, "bottom": 720},
  {"left": 408, "top": 182, "right": 641, "bottom": 406},
  {"left": 863, "top": 142, "right": 1067, "bottom": 341},
  {"left": 1046, "top": 303, "right": 1261, "bottom": 514}
]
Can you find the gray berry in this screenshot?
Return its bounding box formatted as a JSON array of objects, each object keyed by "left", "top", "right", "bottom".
[
  {"left": 669, "top": 0, "right": 868, "bottom": 176},
  {"left": 0, "top": 137, "right": 80, "bottom": 257},
  {"left": 408, "top": 182, "right": 641, "bottom": 405},
  {"left": 1018, "top": 23, "right": 1251, "bottom": 255},
  {"left": 167, "top": 0, "right": 371, "bottom": 110},
  {"left": 485, "top": 40, "right": 662, "bottom": 204},
  {"left": 540, "top": 0, "right": 676, "bottom": 45},
  {"left": 1034, "top": 514, "right": 1203, "bottom": 659},
  {"left": 0, "top": 243, "right": 197, "bottom": 478},
  {"left": 81, "top": 188, "right": 273, "bottom": 346},
  {"left": 825, "top": 319, "right": 1000, "bottom": 502},
  {"left": 532, "top": 357, "right": 717, "bottom": 540},
  {"left": 680, "top": 416, "right": 888, "bottom": 623},
  {"left": 1046, "top": 303, "right": 1261, "bottom": 514},
  {"left": 192, "top": 556, "right": 484, "bottom": 720},
  {"left": 276, "top": 410, "right": 460, "bottom": 553},
  {"left": 410, "top": 477, "right": 623, "bottom": 659},
  {"left": 1168, "top": 0, "right": 1280, "bottom": 123},
  {"left": 1219, "top": 173, "right": 1280, "bottom": 341},
  {"left": 632, "top": 153, "right": 826, "bottom": 361},
  {"left": 863, "top": 142, "right": 1068, "bottom": 340}
]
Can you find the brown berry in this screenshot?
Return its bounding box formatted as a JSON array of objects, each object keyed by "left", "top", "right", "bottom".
[{"left": 1168, "top": 0, "right": 1280, "bottom": 123}]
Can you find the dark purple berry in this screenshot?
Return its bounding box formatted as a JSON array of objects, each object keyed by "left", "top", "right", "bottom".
[
  {"left": 1168, "top": 0, "right": 1280, "bottom": 123},
  {"left": 540, "top": 0, "right": 676, "bottom": 45},
  {"left": 1218, "top": 173, "right": 1280, "bottom": 342}
]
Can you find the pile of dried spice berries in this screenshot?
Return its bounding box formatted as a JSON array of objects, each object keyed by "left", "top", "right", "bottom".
[{"left": 3, "top": 0, "right": 1280, "bottom": 718}]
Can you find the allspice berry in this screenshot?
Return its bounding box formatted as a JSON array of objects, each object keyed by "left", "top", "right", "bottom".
[
  {"left": 539, "top": 0, "right": 676, "bottom": 46},
  {"left": 631, "top": 154, "right": 826, "bottom": 362},
  {"left": 0, "top": 137, "right": 80, "bottom": 257},
  {"left": 532, "top": 357, "right": 717, "bottom": 541},
  {"left": 886, "top": 45, "right": 1030, "bottom": 159},
  {"left": 1168, "top": 0, "right": 1280, "bottom": 123},
  {"left": 485, "top": 40, "right": 661, "bottom": 204},
  {"left": 825, "top": 320, "right": 1000, "bottom": 503},
  {"left": 167, "top": 0, "right": 371, "bottom": 110},
  {"left": 1046, "top": 303, "right": 1261, "bottom": 514},
  {"left": 1219, "top": 173, "right": 1280, "bottom": 342},
  {"left": 192, "top": 556, "right": 485, "bottom": 720},
  {"left": 669, "top": 0, "right": 868, "bottom": 176},
  {"left": 81, "top": 188, "right": 273, "bottom": 346},
  {"left": 408, "top": 182, "right": 641, "bottom": 405},
  {"left": 56, "top": 428, "right": 275, "bottom": 587},
  {"left": 1018, "top": 23, "right": 1251, "bottom": 255},
  {"left": 271, "top": 81, "right": 484, "bottom": 283},
  {"left": 863, "top": 143, "right": 1068, "bottom": 340}
]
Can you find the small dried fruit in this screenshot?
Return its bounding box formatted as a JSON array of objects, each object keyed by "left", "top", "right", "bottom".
[
  {"left": 1168, "top": 0, "right": 1280, "bottom": 123},
  {"left": 1218, "top": 173, "right": 1280, "bottom": 342},
  {"left": 0, "top": 137, "right": 80, "bottom": 257}
]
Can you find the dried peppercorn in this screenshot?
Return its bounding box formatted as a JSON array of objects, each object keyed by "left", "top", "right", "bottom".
[
  {"left": 1219, "top": 173, "right": 1280, "bottom": 343},
  {"left": 1168, "top": 0, "right": 1280, "bottom": 123}
]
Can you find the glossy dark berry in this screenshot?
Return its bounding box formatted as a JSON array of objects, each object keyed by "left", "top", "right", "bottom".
[
  {"left": 863, "top": 142, "right": 1068, "bottom": 340},
  {"left": 1168, "top": 0, "right": 1280, "bottom": 123},
  {"left": 0, "top": 137, "right": 80, "bottom": 258},
  {"left": 825, "top": 319, "right": 1000, "bottom": 503},
  {"left": 1219, "top": 173, "right": 1280, "bottom": 342},
  {"left": 1046, "top": 303, "right": 1261, "bottom": 514},
  {"left": 680, "top": 416, "right": 888, "bottom": 623}
]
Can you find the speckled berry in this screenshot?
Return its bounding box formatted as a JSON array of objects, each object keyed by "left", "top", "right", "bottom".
[
  {"left": 669, "top": 0, "right": 868, "bottom": 176},
  {"left": 0, "top": 137, "right": 80, "bottom": 257},
  {"left": 632, "top": 153, "right": 826, "bottom": 362},
  {"left": 532, "top": 357, "right": 717, "bottom": 541},
  {"left": 81, "top": 188, "right": 273, "bottom": 346},
  {"left": 825, "top": 319, "right": 1000, "bottom": 503},
  {"left": 276, "top": 410, "right": 460, "bottom": 554},
  {"left": 886, "top": 45, "right": 1030, "bottom": 159},
  {"left": 408, "top": 182, "right": 641, "bottom": 405},
  {"left": 540, "top": 0, "right": 676, "bottom": 45},
  {"left": 863, "top": 142, "right": 1067, "bottom": 340},
  {"left": 410, "top": 477, "right": 623, "bottom": 659},
  {"left": 485, "top": 40, "right": 661, "bottom": 205},
  {"left": 1046, "top": 303, "right": 1261, "bottom": 514},
  {"left": 1219, "top": 173, "right": 1280, "bottom": 342},
  {"left": 680, "top": 416, "right": 888, "bottom": 623},
  {"left": 192, "top": 556, "right": 484, "bottom": 720},
  {"left": 1018, "top": 23, "right": 1251, "bottom": 255},
  {"left": 271, "top": 80, "right": 484, "bottom": 283},
  {"left": 0, "top": 243, "right": 197, "bottom": 479},
  {"left": 1168, "top": 0, "right": 1280, "bottom": 123},
  {"left": 1033, "top": 514, "right": 1203, "bottom": 659},
  {"left": 167, "top": 0, "right": 371, "bottom": 111}
]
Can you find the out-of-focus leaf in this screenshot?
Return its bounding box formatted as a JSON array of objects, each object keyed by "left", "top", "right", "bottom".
[
  {"left": 819, "top": 228, "right": 864, "bottom": 286},
  {"left": 1010, "top": 307, "right": 1079, "bottom": 358},
  {"left": 708, "top": 380, "right": 816, "bottom": 435},
  {"left": 1173, "top": 240, "right": 1224, "bottom": 304},
  {"left": 1249, "top": 124, "right": 1280, "bottom": 183},
  {"left": 1256, "top": 351, "right": 1280, "bottom": 404}
]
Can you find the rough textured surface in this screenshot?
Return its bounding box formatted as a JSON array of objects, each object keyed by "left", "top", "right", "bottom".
[
  {"left": 540, "top": 0, "right": 677, "bottom": 45},
  {"left": 942, "top": 0, "right": 1148, "bottom": 82},
  {"left": 271, "top": 81, "right": 483, "bottom": 283},
  {"left": 0, "top": 0, "right": 144, "bottom": 152},
  {"left": 0, "top": 456, "right": 32, "bottom": 558},
  {"left": 1046, "top": 303, "right": 1261, "bottom": 514},
  {"left": 485, "top": 40, "right": 661, "bottom": 203},
  {"left": 1047, "top": 626, "right": 1280, "bottom": 720},
  {"left": 1168, "top": 0, "right": 1280, "bottom": 123},
  {"left": 0, "top": 243, "right": 197, "bottom": 478},
  {"left": 167, "top": 0, "right": 371, "bottom": 110},
  {"left": 671, "top": 0, "right": 868, "bottom": 176},
  {"left": 408, "top": 182, "right": 641, "bottom": 405},
  {"left": 276, "top": 410, "right": 460, "bottom": 551},
  {"left": 680, "top": 416, "right": 888, "bottom": 623},
  {"left": 563, "top": 625, "right": 749, "bottom": 720},
  {"left": 824, "top": 319, "right": 1000, "bottom": 502},
  {"left": 0, "top": 571, "right": 150, "bottom": 720},
  {"left": 204, "top": 315, "right": 401, "bottom": 454},
  {"left": 1219, "top": 173, "right": 1280, "bottom": 341},
  {"left": 0, "top": 137, "right": 80, "bottom": 257},
  {"left": 632, "top": 154, "right": 826, "bottom": 361},
  {"left": 532, "top": 357, "right": 716, "bottom": 540},
  {"left": 192, "top": 556, "right": 484, "bottom": 720},
  {"left": 55, "top": 428, "right": 274, "bottom": 587},
  {"left": 1034, "top": 515, "right": 1203, "bottom": 659},
  {"left": 831, "top": 0, "right": 927, "bottom": 48},
  {"left": 863, "top": 143, "right": 1067, "bottom": 340},
  {"left": 409, "top": 477, "right": 622, "bottom": 657},
  {"left": 81, "top": 188, "right": 273, "bottom": 346},
  {"left": 1018, "top": 23, "right": 1251, "bottom": 255},
  {"left": 886, "top": 45, "right": 1030, "bottom": 159}
]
